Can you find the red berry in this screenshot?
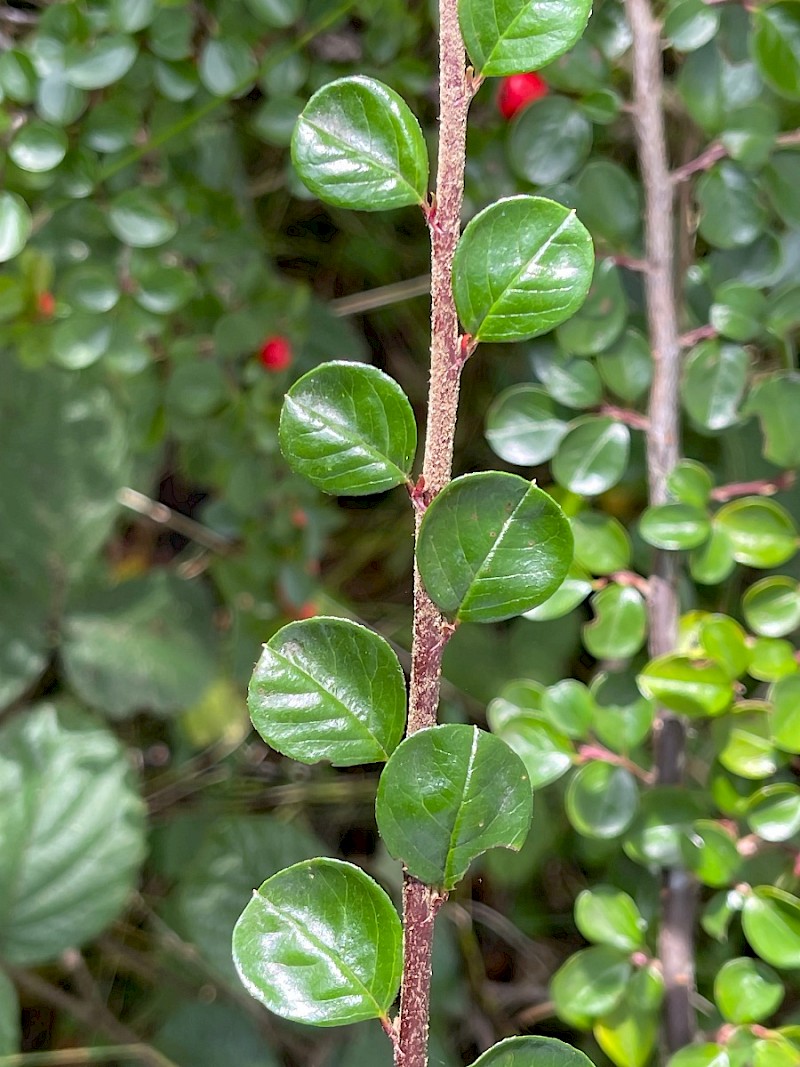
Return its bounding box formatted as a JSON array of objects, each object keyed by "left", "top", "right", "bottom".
[
  {"left": 497, "top": 73, "right": 549, "bottom": 120},
  {"left": 258, "top": 335, "right": 292, "bottom": 371},
  {"left": 291, "top": 508, "right": 308, "bottom": 529},
  {"left": 37, "top": 291, "right": 56, "bottom": 318},
  {"left": 294, "top": 601, "right": 318, "bottom": 620}
]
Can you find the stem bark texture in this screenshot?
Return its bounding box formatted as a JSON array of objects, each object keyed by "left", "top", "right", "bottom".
[
  {"left": 396, "top": 1, "right": 471, "bottom": 1065},
  {"left": 624, "top": 0, "right": 696, "bottom": 1051}
]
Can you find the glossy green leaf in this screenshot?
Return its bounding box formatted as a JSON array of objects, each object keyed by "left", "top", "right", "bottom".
[
  {"left": 752, "top": 3, "right": 800, "bottom": 100},
  {"left": 458, "top": 0, "right": 592, "bottom": 76},
  {"left": 699, "top": 614, "right": 750, "bottom": 680},
  {"left": 551, "top": 945, "right": 631, "bottom": 1020},
  {"left": 108, "top": 189, "right": 178, "bottom": 248},
  {"left": 743, "top": 887, "right": 800, "bottom": 969},
  {"left": 596, "top": 329, "right": 653, "bottom": 404},
  {"left": 62, "top": 572, "right": 218, "bottom": 719},
  {"left": 583, "top": 585, "right": 647, "bottom": 660},
  {"left": 279, "top": 361, "right": 416, "bottom": 495},
  {"left": 233, "top": 858, "right": 402, "bottom": 1025},
  {"left": 557, "top": 260, "right": 628, "bottom": 356},
  {"left": 132, "top": 262, "right": 196, "bottom": 315},
  {"left": 62, "top": 264, "right": 120, "bottom": 313},
  {"left": 291, "top": 76, "right": 428, "bottom": 211},
  {"left": 640, "top": 504, "right": 711, "bottom": 550},
  {"left": 0, "top": 970, "right": 19, "bottom": 1056},
  {"left": 0, "top": 703, "right": 146, "bottom": 964},
  {"left": 155, "top": 1001, "right": 280, "bottom": 1067},
  {"left": 452, "top": 196, "right": 594, "bottom": 343},
  {"left": 521, "top": 562, "right": 593, "bottom": 621},
  {"left": 553, "top": 417, "right": 630, "bottom": 497},
  {"left": 668, "top": 1045, "right": 729, "bottom": 1067},
  {"left": 572, "top": 512, "right": 631, "bottom": 575},
  {"left": 245, "top": 0, "right": 304, "bottom": 27},
  {"left": 0, "top": 192, "right": 32, "bottom": 263},
  {"left": 702, "top": 889, "right": 745, "bottom": 942},
  {"left": 710, "top": 282, "right": 766, "bottom": 342},
  {"left": 199, "top": 38, "right": 257, "bottom": 98},
  {"left": 376, "top": 724, "right": 532, "bottom": 889},
  {"left": 680, "top": 819, "right": 740, "bottom": 887},
  {"left": 721, "top": 104, "right": 779, "bottom": 169},
  {"left": 9, "top": 120, "right": 67, "bottom": 173},
  {"left": 175, "top": 815, "right": 323, "bottom": 982},
  {"left": 697, "top": 163, "right": 768, "bottom": 249},
  {"left": 485, "top": 385, "right": 568, "bottom": 465},
  {"left": 248, "top": 617, "right": 405, "bottom": 766},
  {"left": 508, "top": 97, "right": 593, "bottom": 186},
  {"left": 745, "top": 373, "right": 800, "bottom": 468},
  {"left": 52, "top": 314, "right": 112, "bottom": 370},
  {"left": 491, "top": 711, "right": 574, "bottom": 790},
  {"left": 771, "top": 676, "right": 800, "bottom": 754},
  {"left": 574, "top": 160, "right": 642, "bottom": 247},
  {"left": 623, "top": 788, "right": 705, "bottom": 868},
  {"left": 0, "top": 49, "right": 36, "bottom": 103},
  {"left": 715, "top": 499, "right": 798, "bottom": 568},
  {"left": 592, "top": 670, "right": 655, "bottom": 754},
  {"left": 719, "top": 708, "right": 782, "bottom": 779},
  {"left": 668, "top": 461, "right": 714, "bottom": 508},
  {"left": 749, "top": 637, "right": 798, "bottom": 682},
  {"left": 542, "top": 679, "right": 596, "bottom": 739},
  {"left": 530, "top": 343, "right": 603, "bottom": 410},
  {"left": 0, "top": 569, "right": 49, "bottom": 713},
  {"left": 469, "top": 1036, "right": 598, "bottom": 1067},
  {"left": 593, "top": 966, "right": 663, "bottom": 1067},
  {"left": 417, "top": 472, "right": 573, "bottom": 624},
  {"left": 665, "top": 0, "right": 720, "bottom": 52},
  {"left": 744, "top": 577, "right": 800, "bottom": 638},
  {"left": 753, "top": 1035, "right": 800, "bottom": 1067},
  {"left": 566, "top": 763, "right": 639, "bottom": 840},
  {"left": 65, "top": 35, "right": 138, "bottom": 90},
  {"left": 747, "top": 785, "right": 800, "bottom": 842},
  {"left": 690, "top": 526, "right": 736, "bottom": 585},
  {"left": 575, "top": 885, "right": 646, "bottom": 952},
  {"left": 681, "top": 341, "right": 748, "bottom": 431},
  {"left": 637, "top": 654, "right": 733, "bottom": 717},
  {"left": 111, "top": 0, "right": 156, "bottom": 32}
]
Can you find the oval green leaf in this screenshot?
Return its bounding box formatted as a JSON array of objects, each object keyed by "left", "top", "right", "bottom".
[
  {"left": 0, "top": 192, "right": 32, "bottom": 263},
  {"left": 637, "top": 654, "right": 734, "bottom": 717},
  {"left": 714, "top": 498, "right": 798, "bottom": 569},
  {"left": 291, "top": 76, "right": 428, "bottom": 211},
  {"left": 716, "top": 957, "right": 784, "bottom": 1024},
  {"left": 771, "top": 675, "right": 800, "bottom": 754},
  {"left": 640, "top": 504, "right": 711, "bottom": 551},
  {"left": 279, "top": 361, "right": 417, "bottom": 496},
  {"left": 232, "top": 858, "right": 402, "bottom": 1025},
  {"left": 416, "top": 471, "right": 573, "bottom": 623},
  {"left": 552, "top": 417, "right": 630, "bottom": 497},
  {"left": 681, "top": 340, "right": 749, "bottom": 431},
  {"left": 747, "top": 784, "right": 800, "bottom": 842},
  {"left": 583, "top": 585, "right": 648, "bottom": 660},
  {"left": 248, "top": 617, "right": 406, "bottom": 766},
  {"left": 469, "top": 1036, "right": 599, "bottom": 1067},
  {"left": 743, "top": 887, "right": 800, "bottom": 970},
  {"left": 744, "top": 577, "right": 800, "bottom": 638},
  {"left": 551, "top": 945, "right": 631, "bottom": 1021},
  {"left": 376, "top": 724, "right": 532, "bottom": 889},
  {"left": 459, "top": 0, "right": 592, "bottom": 77},
  {"left": 566, "top": 762, "right": 639, "bottom": 840},
  {"left": 575, "top": 885, "right": 647, "bottom": 952},
  {"left": 452, "top": 196, "right": 594, "bottom": 344},
  {"left": 485, "top": 384, "right": 568, "bottom": 466}
]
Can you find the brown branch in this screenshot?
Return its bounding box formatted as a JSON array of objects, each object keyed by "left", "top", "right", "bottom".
[
  {"left": 600, "top": 404, "right": 651, "bottom": 431},
  {"left": 624, "top": 0, "right": 697, "bottom": 1052},
  {"left": 395, "top": 2, "right": 473, "bottom": 1064},
  {"left": 673, "top": 128, "right": 800, "bottom": 183},
  {"left": 679, "top": 324, "right": 717, "bottom": 348},
  {"left": 710, "top": 471, "right": 796, "bottom": 502},
  {"left": 117, "top": 487, "right": 234, "bottom": 555}
]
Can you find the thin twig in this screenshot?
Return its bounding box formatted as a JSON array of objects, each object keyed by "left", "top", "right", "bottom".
[
  {"left": 117, "top": 487, "right": 234, "bottom": 555},
  {"left": 710, "top": 471, "right": 796, "bottom": 502},
  {"left": 673, "top": 128, "right": 800, "bottom": 183},
  {"left": 329, "top": 274, "right": 432, "bottom": 317},
  {"left": 624, "top": 0, "right": 697, "bottom": 1051},
  {"left": 0, "top": 1048, "right": 169, "bottom": 1066},
  {"left": 396, "top": 2, "right": 473, "bottom": 1064},
  {"left": 679, "top": 324, "right": 717, "bottom": 348}
]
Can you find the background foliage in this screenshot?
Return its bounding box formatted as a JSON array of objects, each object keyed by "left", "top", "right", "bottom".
[{"left": 2, "top": 0, "right": 800, "bottom": 1064}]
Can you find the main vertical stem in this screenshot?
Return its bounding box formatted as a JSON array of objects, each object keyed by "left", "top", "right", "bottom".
[
  {"left": 396, "top": 2, "right": 471, "bottom": 1066},
  {"left": 624, "top": 0, "right": 696, "bottom": 1052}
]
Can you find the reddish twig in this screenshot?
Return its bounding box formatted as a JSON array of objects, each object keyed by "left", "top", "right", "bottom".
[
  {"left": 576, "top": 744, "right": 655, "bottom": 784},
  {"left": 600, "top": 404, "right": 651, "bottom": 431},
  {"left": 673, "top": 128, "right": 800, "bottom": 183},
  {"left": 679, "top": 324, "right": 717, "bottom": 348},
  {"left": 710, "top": 472, "right": 796, "bottom": 502}
]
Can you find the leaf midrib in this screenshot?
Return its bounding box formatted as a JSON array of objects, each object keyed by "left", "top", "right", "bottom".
[{"left": 302, "top": 115, "right": 421, "bottom": 201}]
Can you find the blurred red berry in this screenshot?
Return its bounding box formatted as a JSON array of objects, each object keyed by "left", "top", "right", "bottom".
[
  {"left": 291, "top": 508, "right": 308, "bottom": 529},
  {"left": 294, "top": 601, "right": 318, "bottom": 620},
  {"left": 258, "top": 335, "right": 292, "bottom": 371},
  {"left": 37, "top": 291, "right": 56, "bottom": 318},
  {"left": 497, "top": 73, "right": 549, "bottom": 120}
]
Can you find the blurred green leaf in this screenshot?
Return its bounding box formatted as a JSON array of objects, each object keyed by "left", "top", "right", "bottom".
[
  {"left": 0, "top": 703, "right": 146, "bottom": 965},
  {"left": 714, "top": 498, "right": 798, "bottom": 568},
  {"left": 743, "top": 886, "right": 800, "bottom": 969},
  {"left": 551, "top": 945, "right": 631, "bottom": 1020},
  {"left": 640, "top": 504, "right": 711, "bottom": 550},
  {"left": 566, "top": 763, "right": 639, "bottom": 839},
  {"left": 747, "top": 784, "right": 800, "bottom": 842},
  {"left": 553, "top": 417, "right": 630, "bottom": 497},
  {"left": 0, "top": 971, "right": 19, "bottom": 1057},
  {"left": 575, "top": 885, "right": 646, "bottom": 952},
  {"left": 0, "top": 192, "right": 32, "bottom": 263},
  {"left": 752, "top": 2, "right": 800, "bottom": 99},
  {"left": 744, "top": 576, "right": 800, "bottom": 638},
  {"left": 469, "top": 1037, "right": 599, "bottom": 1067},
  {"left": 681, "top": 340, "right": 748, "bottom": 431},
  {"left": 485, "top": 384, "right": 568, "bottom": 465},
  {"left": 508, "top": 97, "right": 593, "bottom": 186},
  {"left": 572, "top": 512, "right": 631, "bottom": 575},
  {"left": 715, "top": 956, "right": 784, "bottom": 1025},
  {"left": 583, "top": 585, "right": 647, "bottom": 660}
]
